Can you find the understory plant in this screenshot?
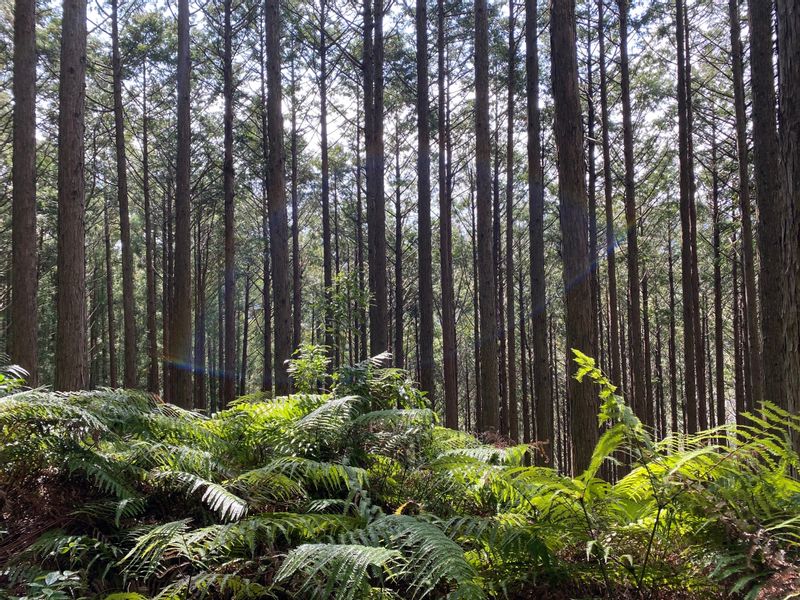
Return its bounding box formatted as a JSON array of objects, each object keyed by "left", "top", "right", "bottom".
[{"left": 0, "top": 349, "right": 798, "bottom": 599}]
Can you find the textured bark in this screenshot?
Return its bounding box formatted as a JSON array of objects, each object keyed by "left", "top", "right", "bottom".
[
  {"left": 393, "top": 131, "right": 404, "bottom": 369},
  {"left": 10, "top": 0, "right": 38, "bottom": 385},
  {"left": 777, "top": 0, "right": 800, "bottom": 454},
  {"left": 259, "top": 17, "right": 273, "bottom": 394},
  {"left": 291, "top": 49, "right": 301, "bottom": 353},
  {"left": 711, "top": 133, "right": 725, "bottom": 426},
  {"left": 365, "top": 0, "right": 388, "bottom": 356},
  {"left": 438, "top": 0, "right": 458, "bottom": 429},
  {"left": 597, "top": 0, "right": 620, "bottom": 393},
  {"left": 519, "top": 250, "right": 531, "bottom": 443},
  {"left": 266, "top": 0, "right": 291, "bottom": 393},
  {"left": 142, "top": 66, "right": 159, "bottom": 393},
  {"left": 55, "top": 0, "right": 89, "bottom": 391},
  {"left": 748, "top": 0, "right": 784, "bottom": 408},
  {"left": 169, "top": 0, "right": 193, "bottom": 407},
  {"left": 222, "top": 0, "right": 236, "bottom": 407},
  {"left": 618, "top": 0, "right": 646, "bottom": 424},
  {"left": 667, "top": 231, "right": 678, "bottom": 432},
  {"left": 505, "top": 0, "right": 518, "bottom": 441},
  {"left": 470, "top": 180, "right": 482, "bottom": 430},
  {"left": 415, "top": 0, "right": 434, "bottom": 396},
  {"left": 727, "top": 0, "right": 762, "bottom": 406},
  {"left": 320, "top": 0, "right": 333, "bottom": 361},
  {"left": 526, "top": 0, "right": 552, "bottom": 464},
  {"left": 475, "top": 0, "right": 498, "bottom": 432},
  {"left": 675, "top": 0, "right": 696, "bottom": 432},
  {"left": 239, "top": 274, "right": 251, "bottom": 396},
  {"left": 111, "top": 0, "right": 137, "bottom": 389},
  {"left": 550, "top": 0, "right": 597, "bottom": 472}
]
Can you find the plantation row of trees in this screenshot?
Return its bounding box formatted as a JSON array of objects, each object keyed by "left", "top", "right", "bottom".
[{"left": 1, "top": 0, "right": 799, "bottom": 473}]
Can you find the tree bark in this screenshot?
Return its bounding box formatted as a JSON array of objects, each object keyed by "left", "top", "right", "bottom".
[
  {"left": 104, "top": 196, "right": 118, "bottom": 388},
  {"left": 10, "top": 0, "right": 38, "bottom": 385},
  {"left": 142, "top": 65, "right": 159, "bottom": 393},
  {"left": 526, "top": 0, "right": 552, "bottom": 463},
  {"left": 748, "top": 0, "right": 784, "bottom": 409},
  {"left": 266, "top": 0, "right": 291, "bottom": 393},
  {"left": 222, "top": 0, "right": 236, "bottom": 407},
  {"left": 169, "top": 0, "right": 193, "bottom": 406},
  {"left": 475, "top": 0, "right": 499, "bottom": 432},
  {"left": 55, "top": 0, "right": 89, "bottom": 391},
  {"left": 777, "top": 0, "right": 800, "bottom": 454},
  {"left": 550, "top": 0, "right": 597, "bottom": 472},
  {"left": 618, "top": 0, "right": 646, "bottom": 424},
  {"left": 438, "top": 0, "right": 458, "bottom": 428},
  {"left": 111, "top": 0, "right": 137, "bottom": 389},
  {"left": 505, "top": 0, "right": 518, "bottom": 440}
]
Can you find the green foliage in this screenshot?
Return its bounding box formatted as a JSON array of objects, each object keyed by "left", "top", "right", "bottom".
[{"left": 1, "top": 348, "right": 798, "bottom": 599}]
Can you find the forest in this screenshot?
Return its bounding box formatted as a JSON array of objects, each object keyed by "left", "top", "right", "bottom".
[{"left": 1, "top": 0, "right": 800, "bottom": 596}]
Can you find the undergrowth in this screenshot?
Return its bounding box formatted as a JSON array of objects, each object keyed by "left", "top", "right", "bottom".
[{"left": 0, "top": 349, "right": 798, "bottom": 599}]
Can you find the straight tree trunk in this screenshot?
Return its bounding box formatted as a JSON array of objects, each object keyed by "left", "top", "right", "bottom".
[
  {"left": 223, "top": 0, "right": 237, "bottom": 408},
  {"left": 668, "top": 229, "right": 678, "bottom": 432},
  {"left": 475, "top": 0, "right": 499, "bottom": 431},
  {"left": 290, "top": 50, "right": 301, "bottom": 352},
  {"left": 618, "top": 0, "right": 646, "bottom": 424},
  {"left": 104, "top": 196, "right": 118, "bottom": 388},
  {"left": 193, "top": 219, "right": 207, "bottom": 411},
  {"left": 526, "top": 0, "right": 552, "bottom": 463},
  {"left": 266, "top": 0, "right": 291, "bottom": 393},
  {"left": 748, "top": 0, "right": 784, "bottom": 408},
  {"left": 733, "top": 232, "right": 745, "bottom": 424},
  {"left": 711, "top": 132, "right": 725, "bottom": 427},
  {"left": 393, "top": 129, "right": 404, "bottom": 369},
  {"left": 470, "top": 174, "right": 482, "bottom": 430},
  {"left": 365, "top": 0, "right": 388, "bottom": 356},
  {"left": 55, "top": 0, "right": 89, "bottom": 391},
  {"left": 142, "top": 65, "right": 159, "bottom": 393},
  {"left": 239, "top": 273, "right": 251, "bottom": 396},
  {"left": 320, "top": 0, "right": 334, "bottom": 360},
  {"left": 10, "top": 0, "right": 38, "bottom": 385},
  {"left": 416, "top": 0, "right": 434, "bottom": 395},
  {"left": 259, "top": 17, "right": 273, "bottom": 393},
  {"left": 776, "top": 0, "right": 800, "bottom": 454},
  {"left": 169, "top": 0, "right": 193, "bottom": 406},
  {"left": 439, "top": 0, "right": 458, "bottom": 428},
  {"left": 728, "top": 0, "right": 762, "bottom": 406},
  {"left": 550, "top": 0, "right": 597, "bottom": 472},
  {"left": 642, "top": 269, "right": 654, "bottom": 427},
  {"left": 111, "top": 0, "right": 137, "bottom": 388},
  {"left": 597, "top": 0, "right": 620, "bottom": 390},
  {"left": 505, "top": 0, "right": 518, "bottom": 440},
  {"left": 675, "top": 0, "right": 697, "bottom": 432}
]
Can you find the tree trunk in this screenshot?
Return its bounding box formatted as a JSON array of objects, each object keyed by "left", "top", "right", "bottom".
[
  {"left": 438, "top": 0, "right": 458, "bottom": 428},
  {"left": 55, "top": 0, "right": 89, "bottom": 391},
  {"left": 668, "top": 229, "right": 678, "bottom": 432},
  {"left": 550, "top": 0, "right": 597, "bottom": 472},
  {"left": 505, "top": 0, "right": 518, "bottom": 440},
  {"left": 618, "top": 0, "right": 646, "bottom": 425},
  {"left": 365, "top": 0, "right": 388, "bottom": 356},
  {"left": 111, "top": 0, "right": 137, "bottom": 388},
  {"left": 470, "top": 173, "right": 482, "bottom": 430},
  {"left": 169, "top": 0, "right": 193, "bottom": 407},
  {"left": 290, "top": 49, "right": 301, "bottom": 353},
  {"left": 222, "top": 0, "right": 236, "bottom": 408},
  {"left": 748, "top": 0, "right": 784, "bottom": 409},
  {"left": 393, "top": 127, "right": 404, "bottom": 369},
  {"left": 239, "top": 273, "right": 251, "bottom": 396},
  {"left": 10, "top": 0, "right": 38, "bottom": 385},
  {"left": 266, "top": 0, "right": 291, "bottom": 393},
  {"left": 142, "top": 65, "right": 159, "bottom": 393},
  {"left": 777, "top": 0, "right": 800, "bottom": 454},
  {"left": 597, "top": 0, "right": 620, "bottom": 391},
  {"left": 415, "top": 0, "right": 434, "bottom": 395},
  {"left": 711, "top": 131, "right": 725, "bottom": 427},
  {"left": 320, "top": 0, "right": 334, "bottom": 360},
  {"left": 104, "top": 196, "right": 118, "bottom": 388},
  {"left": 475, "top": 0, "right": 499, "bottom": 432},
  {"left": 526, "top": 0, "right": 552, "bottom": 462}
]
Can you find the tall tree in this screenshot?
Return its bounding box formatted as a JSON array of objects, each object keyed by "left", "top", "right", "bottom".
[
  {"left": 597, "top": 0, "right": 620, "bottom": 390},
  {"left": 550, "top": 0, "right": 597, "bottom": 472},
  {"left": 142, "top": 64, "right": 159, "bottom": 393},
  {"left": 223, "top": 0, "right": 237, "bottom": 406},
  {"left": 416, "top": 0, "right": 434, "bottom": 396},
  {"left": 438, "top": 0, "right": 458, "bottom": 428},
  {"left": 365, "top": 0, "right": 388, "bottom": 356},
  {"left": 55, "top": 0, "right": 89, "bottom": 391},
  {"left": 475, "top": 0, "right": 499, "bottom": 431},
  {"left": 777, "top": 0, "right": 800, "bottom": 453},
  {"left": 618, "top": 0, "right": 646, "bottom": 424},
  {"left": 320, "top": 0, "right": 334, "bottom": 361},
  {"left": 504, "top": 0, "right": 518, "bottom": 440},
  {"left": 526, "top": 0, "right": 552, "bottom": 462},
  {"left": 111, "top": 0, "right": 137, "bottom": 388},
  {"left": 266, "top": 0, "right": 291, "bottom": 393},
  {"left": 168, "top": 0, "right": 193, "bottom": 407},
  {"left": 10, "top": 0, "right": 38, "bottom": 384},
  {"left": 747, "top": 0, "right": 784, "bottom": 409}
]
